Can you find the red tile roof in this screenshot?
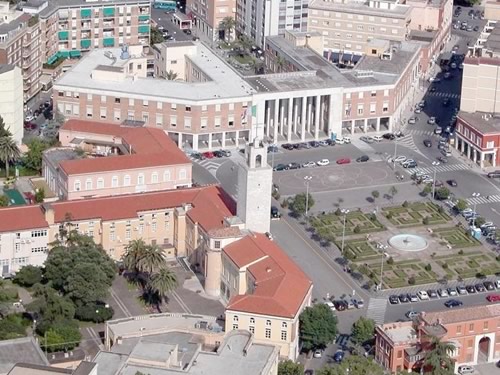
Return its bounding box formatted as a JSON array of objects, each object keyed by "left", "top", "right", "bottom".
[
  {"left": 58, "top": 120, "right": 190, "bottom": 175},
  {"left": 421, "top": 304, "right": 500, "bottom": 325},
  {"left": 51, "top": 185, "right": 235, "bottom": 232},
  {"left": 0, "top": 185, "right": 235, "bottom": 234},
  {"left": 0, "top": 206, "right": 48, "bottom": 233},
  {"left": 225, "top": 234, "right": 312, "bottom": 318}
]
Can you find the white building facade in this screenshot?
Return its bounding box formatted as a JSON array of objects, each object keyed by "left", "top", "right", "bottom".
[{"left": 0, "top": 65, "right": 23, "bottom": 144}]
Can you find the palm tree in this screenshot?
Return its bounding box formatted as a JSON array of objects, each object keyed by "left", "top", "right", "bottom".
[
  {"left": 219, "top": 16, "right": 236, "bottom": 42},
  {"left": 138, "top": 244, "right": 166, "bottom": 274},
  {"left": 275, "top": 56, "right": 286, "bottom": 73},
  {"left": 423, "top": 336, "right": 455, "bottom": 375},
  {"left": 165, "top": 70, "right": 179, "bottom": 81},
  {"left": 0, "top": 135, "right": 20, "bottom": 178},
  {"left": 122, "top": 239, "right": 147, "bottom": 275},
  {"left": 0, "top": 116, "right": 12, "bottom": 138},
  {"left": 148, "top": 267, "right": 178, "bottom": 304}
]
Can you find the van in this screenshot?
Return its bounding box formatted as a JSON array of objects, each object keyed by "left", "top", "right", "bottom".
[{"left": 488, "top": 171, "right": 500, "bottom": 178}]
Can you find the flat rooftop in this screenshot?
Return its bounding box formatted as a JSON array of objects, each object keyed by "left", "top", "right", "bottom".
[
  {"left": 54, "top": 44, "right": 255, "bottom": 102},
  {"left": 308, "top": 0, "right": 411, "bottom": 18},
  {"left": 485, "top": 24, "right": 500, "bottom": 52},
  {"left": 251, "top": 36, "right": 419, "bottom": 92},
  {"left": 378, "top": 321, "right": 417, "bottom": 344},
  {"left": 458, "top": 111, "right": 500, "bottom": 134},
  {"left": 35, "top": 0, "right": 150, "bottom": 18}
]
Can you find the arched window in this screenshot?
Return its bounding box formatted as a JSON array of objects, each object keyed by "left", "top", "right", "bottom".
[
  {"left": 74, "top": 180, "right": 81, "bottom": 191},
  {"left": 151, "top": 172, "right": 158, "bottom": 183},
  {"left": 124, "top": 175, "right": 131, "bottom": 186},
  {"left": 112, "top": 176, "right": 119, "bottom": 187},
  {"left": 97, "top": 178, "right": 104, "bottom": 189},
  {"left": 137, "top": 173, "right": 145, "bottom": 185},
  {"left": 179, "top": 168, "right": 186, "bottom": 180},
  {"left": 163, "top": 170, "right": 171, "bottom": 182},
  {"left": 85, "top": 179, "right": 92, "bottom": 190},
  {"left": 255, "top": 154, "right": 262, "bottom": 168}
]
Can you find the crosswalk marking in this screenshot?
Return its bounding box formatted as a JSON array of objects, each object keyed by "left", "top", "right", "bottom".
[
  {"left": 467, "top": 194, "right": 500, "bottom": 205},
  {"left": 426, "top": 92, "right": 461, "bottom": 99},
  {"left": 407, "top": 129, "right": 437, "bottom": 137},
  {"left": 366, "top": 298, "right": 387, "bottom": 325},
  {"left": 410, "top": 163, "right": 470, "bottom": 175},
  {"left": 351, "top": 137, "right": 376, "bottom": 153}
]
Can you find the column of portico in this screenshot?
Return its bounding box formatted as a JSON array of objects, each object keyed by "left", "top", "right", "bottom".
[
  {"left": 351, "top": 121, "right": 355, "bottom": 135},
  {"left": 287, "top": 98, "right": 293, "bottom": 142},
  {"left": 480, "top": 152, "right": 485, "bottom": 168},
  {"left": 273, "top": 100, "right": 279, "bottom": 142},
  {"left": 307, "top": 100, "right": 312, "bottom": 134},
  {"left": 193, "top": 134, "right": 199, "bottom": 151},
  {"left": 327, "top": 94, "right": 334, "bottom": 137},
  {"left": 279, "top": 100, "right": 285, "bottom": 136},
  {"left": 467, "top": 143, "right": 471, "bottom": 160},
  {"left": 293, "top": 100, "right": 299, "bottom": 135},
  {"left": 178, "top": 133, "right": 183, "bottom": 148},
  {"left": 301, "top": 97, "right": 307, "bottom": 141},
  {"left": 363, "top": 119, "right": 368, "bottom": 133},
  {"left": 266, "top": 104, "right": 271, "bottom": 138},
  {"left": 235, "top": 130, "right": 239, "bottom": 147},
  {"left": 460, "top": 137, "right": 465, "bottom": 153},
  {"left": 208, "top": 133, "right": 213, "bottom": 150},
  {"left": 314, "top": 95, "right": 321, "bottom": 140},
  {"left": 494, "top": 150, "right": 497, "bottom": 167},
  {"left": 221, "top": 132, "right": 226, "bottom": 148},
  {"left": 376, "top": 118, "right": 381, "bottom": 132}
]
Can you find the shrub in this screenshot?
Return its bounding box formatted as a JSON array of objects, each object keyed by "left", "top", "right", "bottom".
[
  {"left": 424, "top": 263, "right": 432, "bottom": 272},
  {"left": 408, "top": 276, "right": 416, "bottom": 285},
  {"left": 476, "top": 272, "right": 486, "bottom": 279},
  {"left": 335, "top": 208, "right": 342, "bottom": 216},
  {"left": 75, "top": 303, "right": 114, "bottom": 323},
  {"left": 423, "top": 217, "right": 430, "bottom": 225},
  {"left": 353, "top": 225, "right": 361, "bottom": 234},
  {"left": 458, "top": 250, "right": 464, "bottom": 255},
  {"left": 442, "top": 263, "right": 448, "bottom": 269},
  {"left": 496, "top": 255, "right": 500, "bottom": 262},
  {"left": 371, "top": 190, "right": 380, "bottom": 199},
  {"left": 13, "top": 265, "right": 43, "bottom": 287},
  {"left": 386, "top": 212, "right": 393, "bottom": 220},
  {"left": 437, "top": 206, "right": 445, "bottom": 214},
  {"left": 402, "top": 201, "right": 409, "bottom": 208},
  {"left": 281, "top": 198, "right": 288, "bottom": 209},
  {"left": 345, "top": 251, "right": 357, "bottom": 261},
  {"left": 368, "top": 213, "right": 377, "bottom": 222},
  {"left": 386, "top": 257, "right": 394, "bottom": 265},
  {"left": 0, "top": 288, "right": 19, "bottom": 302}
]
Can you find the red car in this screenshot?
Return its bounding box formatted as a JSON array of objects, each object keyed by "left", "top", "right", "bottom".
[
  {"left": 336, "top": 158, "right": 351, "bottom": 165},
  {"left": 23, "top": 122, "right": 37, "bottom": 130},
  {"left": 486, "top": 294, "right": 500, "bottom": 303},
  {"left": 202, "top": 151, "right": 215, "bottom": 159}
]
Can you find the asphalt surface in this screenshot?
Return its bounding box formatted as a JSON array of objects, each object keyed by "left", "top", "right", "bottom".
[{"left": 151, "top": 8, "right": 194, "bottom": 42}]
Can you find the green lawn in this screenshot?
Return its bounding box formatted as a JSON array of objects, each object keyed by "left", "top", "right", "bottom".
[
  {"left": 382, "top": 202, "right": 451, "bottom": 227},
  {"left": 310, "top": 211, "right": 385, "bottom": 241},
  {"left": 433, "top": 227, "right": 481, "bottom": 248}
]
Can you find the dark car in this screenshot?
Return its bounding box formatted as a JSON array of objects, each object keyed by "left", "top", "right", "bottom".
[
  {"left": 427, "top": 289, "right": 438, "bottom": 299},
  {"left": 282, "top": 143, "right": 293, "bottom": 150},
  {"left": 183, "top": 29, "right": 192, "bottom": 35},
  {"left": 398, "top": 294, "right": 410, "bottom": 303},
  {"left": 213, "top": 150, "right": 224, "bottom": 158},
  {"left": 333, "top": 350, "right": 345, "bottom": 363},
  {"left": 326, "top": 138, "right": 336, "bottom": 146},
  {"left": 334, "top": 300, "right": 347, "bottom": 311},
  {"left": 356, "top": 155, "right": 369, "bottom": 163},
  {"left": 273, "top": 164, "right": 287, "bottom": 171},
  {"left": 267, "top": 145, "right": 278, "bottom": 153},
  {"left": 309, "top": 141, "right": 320, "bottom": 148},
  {"left": 271, "top": 206, "right": 281, "bottom": 219},
  {"left": 383, "top": 133, "right": 395, "bottom": 140},
  {"left": 466, "top": 285, "right": 477, "bottom": 294},
  {"left": 404, "top": 161, "right": 417, "bottom": 169},
  {"left": 423, "top": 139, "right": 432, "bottom": 148},
  {"left": 287, "top": 162, "right": 301, "bottom": 170},
  {"left": 389, "top": 295, "right": 400, "bottom": 304},
  {"left": 444, "top": 299, "right": 463, "bottom": 308},
  {"left": 484, "top": 281, "right": 495, "bottom": 291},
  {"left": 292, "top": 143, "right": 300, "bottom": 149},
  {"left": 475, "top": 283, "right": 486, "bottom": 292}
]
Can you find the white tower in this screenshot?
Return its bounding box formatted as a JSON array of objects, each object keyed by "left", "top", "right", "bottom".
[{"left": 237, "top": 138, "right": 272, "bottom": 233}]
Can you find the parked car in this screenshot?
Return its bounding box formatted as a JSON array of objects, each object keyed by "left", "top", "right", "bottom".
[
  {"left": 302, "top": 161, "right": 316, "bottom": 168},
  {"left": 423, "top": 139, "right": 432, "bottom": 147},
  {"left": 383, "top": 133, "right": 395, "bottom": 140},
  {"left": 437, "top": 289, "right": 449, "bottom": 298},
  {"left": 457, "top": 285, "right": 467, "bottom": 295},
  {"left": 317, "top": 159, "right": 330, "bottom": 166},
  {"left": 434, "top": 127, "right": 442, "bottom": 135},
  {"left": 406, "top": 311, "right": 419, "bottom": 319},
  {"left": 466, "top": 285, "right": 477, "bottom": 294},
  {"left": 334, "top": 300, "right": 347, "bottom": 311},
  {"left": 343, "top": 136, "right": 351, "bottom": 144},
  {"left": 333, "top": 350, "right": 344, "bottom": 363},
  {"left": 287, "top": 162, "right": 301, "bottom": 170},
  {"left": 389, "top": 295, "right": 400, "bottom": 304},
  {"left": 270, "top": 206, "right": 281, "bottom": 219},
  {"left": 398, "top": 294, "right": 410, "bottom": 303},
  {"left": 202, "top": 151, "right": 215, "bottom": 159},
  {"left": 313, "top": 349, "right": 322, "bottom": 358},
  {"left": 273, "top": 164, "right": 287, "bottom": 171},
  {"left": 373, "top": 135, "right": 383, "bottom": 142},
  {"left": 409, "top": 294, "right": 418, "bottom": 302},
  {"left": 353, "top": 299, "right": 364, "bottom": 308},
  {"left": 417, "top": 290, "right": 429, "bottom": 300},
  {"left": 309, "top": 141, "right": 320, "bottom": 148},
  {"left": 324, "top": 301, "right": 336, "bottom": 311},
  {"left": 360, "top": 136, "right": 374, "bottom": 143},
  {"left": 444, "top": 299, "right": 463, "bottom": 308},
  {"left": 458, "top": 365, "right": 474, "bottom": 374},
  {"left": 427, "top": 117, "right": 436, "bottom": 125},
  {"left": 336, "top": 158, "right": 351, "bottom": 165},
  {"left": 356, "top": 155, "right": 369, "bottom": 163},
  {"left": 486, "top": 294, "right": 500, "bottom": 302},
  {"left": 446, "top": 287, "right": 458, "bottom": 296},
  {"left": 408, "top": 117, "right": 418, "bottom": 124},
  {"left": 427, "top": 289, "right": 438, "bottom": 299},
  {"left": 475, "top": 283, "right": 486, "bottom": 292},
  {"left": 394, "top": 156, "right": 407, "bottom": 163}
]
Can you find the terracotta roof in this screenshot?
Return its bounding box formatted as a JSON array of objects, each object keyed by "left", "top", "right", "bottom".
[
  {"left": 51, "top": 185, "right": 235, "bottom": 232},
  {"left": 225, "top": 234, "right": 313, "bottom": 318},
  {"left": 421, "top": 304, "right": 500, "bottom": 325},
  {"left": 208, "top": 227, "right": 242, "bottom": 238},
  {"left": 0, "top": 206, "right": 48, "bottom": 233},
  {"left": 58, "top": 120, "right": 190, "bottom": 175}
]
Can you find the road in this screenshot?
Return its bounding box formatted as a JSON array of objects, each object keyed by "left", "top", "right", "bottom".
[{"left": 151, "top": 8, "right": 193, "bottom": 42}]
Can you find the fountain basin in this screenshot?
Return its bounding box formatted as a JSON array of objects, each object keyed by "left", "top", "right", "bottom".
[{"left": 388, "top": 234, "right": 428, "bottom": 252}]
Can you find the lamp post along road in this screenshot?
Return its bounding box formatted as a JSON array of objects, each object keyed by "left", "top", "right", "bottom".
[
  {"left": 340, "top": 209, "right": 350, "bottom": 256},
  {"left": 304, "top": 176, "right": 312, "bottom": 216},
  {"left": 472, "top": 192, "right": 480, "bottom": 227},
  {"left": 431, "top": 161, "right": 440, "bottom": 199}
]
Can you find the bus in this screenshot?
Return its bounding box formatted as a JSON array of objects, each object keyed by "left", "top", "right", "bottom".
[{"left": 153, "top": 0, "right": 176, "bottom": 11}]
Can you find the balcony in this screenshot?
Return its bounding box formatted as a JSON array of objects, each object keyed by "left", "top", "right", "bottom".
[
  {"left": 103, "top": 37, "right": 115, "bottom": 47},
  {"left": 102, "top": 7, "right": 115, "bottom": 17},
  {"left": 138, "top": 25, "right": 149, "bottom": 34},
  {"left": 81, "top": 9, "right": 92, "bottom": 19},
  {"left": 58, "top": 31, "right": 69, "bottom": 40},
  {"left": 81, "top": 22, "right": 91, "bottom": 30}
]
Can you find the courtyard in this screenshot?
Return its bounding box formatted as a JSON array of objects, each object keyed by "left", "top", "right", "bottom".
[{"left": 309, "top": 201, "right": 500, "bottom": 289}]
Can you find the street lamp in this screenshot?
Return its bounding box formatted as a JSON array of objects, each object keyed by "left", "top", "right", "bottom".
[
  {"left": 304, "top": 176, "right": 312, "bottom": 216},
  {"left": 379, "top": 245, "right": 388, "bottom": 291},
  {"left": 340, "top": 209, "right": 350, "bottom": 256},
  {"left": 472, "top": 192, "right": 480, "bottom": 227},
  {"left": 431, "top": 161, "right": 440, "bottom": 199}
]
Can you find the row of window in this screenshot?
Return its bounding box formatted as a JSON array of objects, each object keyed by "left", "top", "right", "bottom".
[
  {"left": 110, "top": 221, "right": 165, "bottom": 241},
  {"left": 458, "top": 124, "right": 491, "bottom": 148},
  {"left": 31, "top": 230, "right": 48, "bottom": 238},
  {"left": 232, "top": 324, "right": 288, "bottom": 340},
  {"left": 310, "top": 10, "right": 401, "bottom": 24},
  {"left": 233, "top": 315, "right": 288, "bottom": 328},
  {"left": 346, "top": 90, "right": 390, "bottom": 100},
  {"left": 73, "top": 170, "right": 186, "bottom": 191},
  {"left": 32, "top": 247, "right": 48, "bottom": 253},
  {"left": 344, "top": 102, "right": 390, "bottom": 116}
]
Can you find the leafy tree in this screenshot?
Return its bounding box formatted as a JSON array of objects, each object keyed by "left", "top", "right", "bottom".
[
  {"left": 150, "top": 27, "right": 164, "bottom": 44},
  {"left": 317, "top": 356, "right": 385, "bottom": 375},
  {"left": 148, "top": 268, "right": 178, "bottom": 304},
  {"left": 13, "top": 265, "right": 43, "bottom": 287},
  {"left": 35, "top": 188, "right": 45, "bottom": 203},
  {"left": 455, "top": 199, "right": 468, "bottom": 212},
  {"left": 0, "top": 135, "right": 21, "bottom": 178},
  {"left": 75, "top": 303, "right": 114, "bottom": 323},
  {"left": 289, "top": 193, "right": 314, "bottom": 216},
  {"left": 422, "top": 184, "right": 432, "bottom": 196},
  {"left": 219, "top": 16, "right": 236, "bottom": 41},
  {"left": 371, "top": 190, "right": 379, "bottom": 199},
  {"left": 475, "top": 216, "right": 486, "bottom": 227},
  {"left": 299, "top": 304, "right": 337, "bottom": 351},
  {"left": 351, "top": 317, "right": 376, "bottom": 344},
  {"left": 423, "top": 336, "right": 455, "bottom": 375},
  {"left": 23, "top": 139, "right": 49, "bottom": 172},
  {"left": 43, "top": 233, "right": 115, "bottom": 305},
  {"left": 278, "top": 359, "right": 304, "bottom": 375},
  {"left": 435, "top": 187, "right": 450, "bottom": 200},
  {"left": 27, "top": 284, "right": 75, "bottom": 324},
  {"left": 41, "top": 321, "right": 81, "bottom": 352},
  {"left": 0, "top": 313, "right": 30, "bottom": 340},
  {"left": 0, "top": 195, "right": 8, "bottom": 207}
]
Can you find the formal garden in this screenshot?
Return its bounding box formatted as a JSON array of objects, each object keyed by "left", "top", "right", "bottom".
[{"left": 301, "top": 197, "right": 500, "bottom": 289}]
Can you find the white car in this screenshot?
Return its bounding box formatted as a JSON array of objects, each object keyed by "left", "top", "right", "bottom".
[
  {"left": 458, "top": 365, "right": 474, "bottom": 374},
  {"left": 343, "top": 136, "right": 351, "bottom": 144},
  {"left": 24, "top": 115, "right": 35, "bottom": 122},
  {"left": 324, "top": 301, "right": 336, "bottom": 311},
  {"left": 427, "top": 117, "right": 436, "bottom": 125},
  {"left": 438, "top": 289, "right": 449, "bottom": 298},
  {"left": 417, "top": 290, "right": 429, "bottom": 300},
  {"left": 317, "top": 159, "right": 330, "bottom": 166},
  {"left": 313, "top": 349, "right": 322, "bottom": 358},
  {"left": 496, "top": 280, "right": 500, "bottom": 289},
  {"left": 353, "top": 299, "right": 364, "bottom": 308},
  {"left": 373, "top": 135, "right": 383, "bottom": 142},
  {"left": 406, "top": 311, "right": 419, "bottom": 319},
  {"left": 394, "top": 156, "right": 407, "bottom": 163},
  {"left": 402, "top": 159, "right": 415, "bottom": 166},
  {"left": 302, "top": 161, "right": 316, "bottom": 168},
  {"left": 335, "top": 137, "right": 345, "bottom": 144},
  {"left": 408, "top": 117, "right": 417, "bottom": 124}
]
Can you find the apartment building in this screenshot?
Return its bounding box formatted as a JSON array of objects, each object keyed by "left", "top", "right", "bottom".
[
  {"left": 42, "top": 120, "right": 192, "bottom": 200},
  {"left": 261, "top": 31, "right": 421, "bottom": 139},
  {"left": 53, "top": 43, "right": 256, "bottom": 150},
  {"left": 0, "top": 65, "right": 23, "bottom": 144},
  {"left": 186, "top": 0, "right": 236, "bottom": 42},
  {"left": 461, "top": 56, "right": 500, "bottom": 114},
  {"left": 0, "top": 2, "right": 42, "bottom": 102},
  {"left": 307, "top": 0, "right": 412, "bottom": 55},
  {"left": 375, "top": 305, "right": 500, "bottom": 373},
  {"left": 21, "top": 0, "right": 151, "bottom": 65}
]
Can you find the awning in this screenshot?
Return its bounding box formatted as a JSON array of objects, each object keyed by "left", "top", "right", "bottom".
[
  {"left": 103, "top": 7, "right": 115, "bottom": 17},
  {"left": 352, "top": 54, "right": 362, "bottom": 63},
  {"left": 80, "top": 9, "right": 91, "bottom": 18},
  {"left": 138, "top": 15, "right": 149, "bottom": 21},
  {"left": 138, "top": 25, "right": 149, "bottom": 34},
  {"left": 58, "top": 50, "right": 70, "bottom": 58},
  {"left": 46, "top": 54, "right": 58, "bottom": 65},
  {"left": 103, "top": 38, "right": 115, "bottom": 47},
  {"left": 341, "top": 53, "right": 352, "bottom": 62},
  {"left": 69, "top": 50, "right": 81, "bottom": 58},
  {"left": 80, "top": 39, "right": 91, "bottom": 49},
  {"left": 58, "top": 31, "right": 69, "bottom": 40}
]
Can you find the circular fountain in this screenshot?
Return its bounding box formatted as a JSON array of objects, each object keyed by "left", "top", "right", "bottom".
[{"left": 388, "top": 234, "right": 429, "bottom": 252}]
